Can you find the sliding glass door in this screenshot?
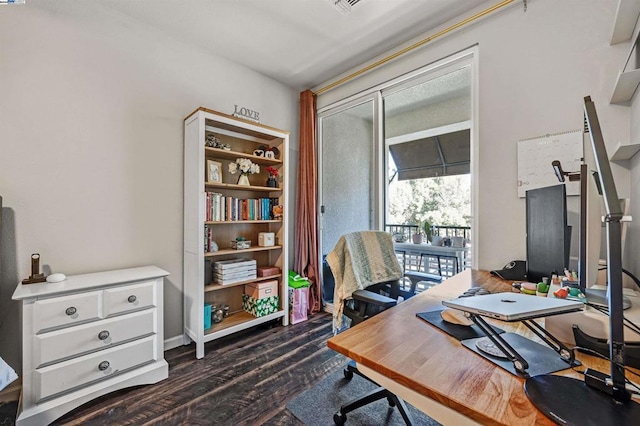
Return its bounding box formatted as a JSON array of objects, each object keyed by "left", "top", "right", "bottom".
[
  {"left": 318, "top": 49, "right": 477, "bottom": 304},
  {"left": 318, "top": 97, "right": 379, "bottom": 302}
]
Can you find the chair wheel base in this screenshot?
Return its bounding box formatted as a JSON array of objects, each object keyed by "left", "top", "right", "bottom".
[{"left": 334, "top": 411, "right": 346, "bottom": 425}]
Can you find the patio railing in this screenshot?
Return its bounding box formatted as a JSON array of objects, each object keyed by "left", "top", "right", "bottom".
[
  {"left": 385, "top": 224, "right": 471, "bottom": 242},
  {"left": 386, "top": 224, "right": 473, "bottom": 280}
]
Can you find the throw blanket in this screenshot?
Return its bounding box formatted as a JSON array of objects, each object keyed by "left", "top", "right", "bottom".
[{"left": 326, "top": 231, "right": 402, "bottom": 332}]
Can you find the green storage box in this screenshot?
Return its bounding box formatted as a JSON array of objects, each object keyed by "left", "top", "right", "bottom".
[{"left": 242, "top": 294, "right": 279, "bottom": 317}]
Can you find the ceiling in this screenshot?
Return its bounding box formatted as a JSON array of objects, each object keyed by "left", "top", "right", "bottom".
[{"left": 42, "top": 0, "right": 489, "bottom": 91}]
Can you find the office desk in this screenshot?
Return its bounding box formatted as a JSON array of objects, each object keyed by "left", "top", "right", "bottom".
[
  {"left": 327, "top": 269, "right": 634, "bottom": 425},
  {"left": 394, "top": 241, "right": 468, "bottom": 276}
]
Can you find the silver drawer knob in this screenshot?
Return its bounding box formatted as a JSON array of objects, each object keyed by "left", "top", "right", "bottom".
[
  {"left": 98, "top": 361, "right": 110, "bottom": 371},
  {"left": 98, "top": 330, "right": 110, "bottom": 340},
  {"left": 65, "top": 307, "right": 77, "bottom": 316},
  {"left": 127, "top": 295, "right": 137, "bottom": 303}
]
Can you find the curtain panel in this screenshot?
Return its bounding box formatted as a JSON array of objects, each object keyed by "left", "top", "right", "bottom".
[{"left": 294, "top": 90, "right": 320, "bottom": 314}]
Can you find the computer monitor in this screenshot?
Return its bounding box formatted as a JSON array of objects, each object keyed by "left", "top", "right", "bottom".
[{"left": 525, "top": 184, "right": 571, "bottom": 284}]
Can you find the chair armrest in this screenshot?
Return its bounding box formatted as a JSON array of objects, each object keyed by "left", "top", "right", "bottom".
[{"left": 352, "top": 289, "right": 397, "bottom": 309}]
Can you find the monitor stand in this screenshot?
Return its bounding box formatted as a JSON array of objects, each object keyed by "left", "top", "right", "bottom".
[
  {"left": 585, "top": 288, "right": 632, "bottom": 310},
  {"left": 525, "top": 375, "right": 640, "bottom": 425}
]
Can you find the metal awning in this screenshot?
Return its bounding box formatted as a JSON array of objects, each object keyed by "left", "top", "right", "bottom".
[{"left": 389, "top": 129, "right": 470, "bottom": 180}]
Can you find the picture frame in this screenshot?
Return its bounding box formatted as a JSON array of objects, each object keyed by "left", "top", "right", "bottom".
[{"left": 207, "top": 160, "right": 222, "bottom": 183}]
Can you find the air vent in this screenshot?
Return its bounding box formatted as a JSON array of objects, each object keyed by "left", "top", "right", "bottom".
[{"left": 331, "top": 0, "right": 362, "bottom": 14}]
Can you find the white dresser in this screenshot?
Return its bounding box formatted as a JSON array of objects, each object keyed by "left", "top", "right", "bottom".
[{"left": 12, "top": 266, "right": 169, "bottom": 426}]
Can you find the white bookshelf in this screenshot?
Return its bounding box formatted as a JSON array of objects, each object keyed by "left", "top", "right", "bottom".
[{"left": 183, "top": 108, "right": 289, "bottom": 359}]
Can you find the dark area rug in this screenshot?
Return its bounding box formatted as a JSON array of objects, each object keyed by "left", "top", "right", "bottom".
[
  {"left": 0, "top": 401, "right": 17, "bottom": 426},
  {"left": 286, "top": 367, "right": 440, "bottom": 425}
]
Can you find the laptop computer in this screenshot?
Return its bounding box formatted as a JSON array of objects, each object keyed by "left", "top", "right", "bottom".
[{"left": 442, "top": 292, "right": 584, "bottom": 321}]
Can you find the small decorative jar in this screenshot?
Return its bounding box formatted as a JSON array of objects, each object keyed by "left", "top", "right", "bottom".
[{"left": 212, "top": 306, "right": 224, "bottom": 323}]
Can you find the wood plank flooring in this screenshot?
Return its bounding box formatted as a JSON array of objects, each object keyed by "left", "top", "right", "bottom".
[{"left": 46, "top": 313, "right": 345, "bottom": 425}]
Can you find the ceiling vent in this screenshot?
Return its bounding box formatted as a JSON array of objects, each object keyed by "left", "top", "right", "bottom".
[{"left": 331, "top": 0, "right": 362, "bottom": 14}]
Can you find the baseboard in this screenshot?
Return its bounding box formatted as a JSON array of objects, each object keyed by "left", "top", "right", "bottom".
[{"left": 164, "top": 335, "right": 186, "bottom": 351}]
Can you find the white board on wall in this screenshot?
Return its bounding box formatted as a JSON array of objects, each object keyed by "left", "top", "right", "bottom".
[{"left": 517, "top": 130, "right": 583, "bottom": 197}]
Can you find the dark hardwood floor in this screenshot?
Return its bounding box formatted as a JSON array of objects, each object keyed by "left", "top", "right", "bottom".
[{"left": 6, "top": 313, "right": 346, "bottom": 425}]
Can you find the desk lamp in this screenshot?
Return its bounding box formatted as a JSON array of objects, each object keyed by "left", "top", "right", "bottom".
[{"left": 524, "top": 97, "right": 640, "bottom": 424}]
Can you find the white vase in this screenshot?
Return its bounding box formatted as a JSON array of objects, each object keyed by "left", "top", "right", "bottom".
[{"left": 237, "top": 174, "right": 250, "bottom": 186}]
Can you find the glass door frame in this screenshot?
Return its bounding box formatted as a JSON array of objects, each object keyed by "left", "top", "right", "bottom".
[
  {"left": 317, "top": 47, "right": 478, "bottom": 307},
  {"left": 317, "top": 92, "right": 384, "bottom": 269}
]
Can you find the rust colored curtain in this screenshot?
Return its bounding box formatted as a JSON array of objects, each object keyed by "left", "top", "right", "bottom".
[{"left": 294, "top": 90, "right": 321, "bottom": 314}]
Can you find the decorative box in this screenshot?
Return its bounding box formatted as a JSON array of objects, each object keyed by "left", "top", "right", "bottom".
[
  {"left": 230, "top": 240, "right": 251, "bottom": 250},
  {"left": 242, "top": 294, "right": 279, "bottom": 317},
  {"left": 258, "top": 232, "right": 275, "bottom": 247},
  {"left": 257, "top": 266, "right": 281, "bottom": 277}
]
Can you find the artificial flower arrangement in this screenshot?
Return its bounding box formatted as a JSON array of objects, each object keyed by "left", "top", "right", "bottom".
[
  {"left": 229, "top": 158, "right": 260, "bottom": 186},
  {"left": 266, "top": 166, "right": 279, "bottom": 178},
  {"left": 229, "top": 158, "right": 260, "bottom": 176},
  {"left": 265, "top": 166, "right": 279, "bottom": 187}
]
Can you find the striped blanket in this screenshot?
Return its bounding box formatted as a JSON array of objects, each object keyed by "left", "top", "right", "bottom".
[{"left": 326, "top": 231, "right": 402, "bottom": 331}]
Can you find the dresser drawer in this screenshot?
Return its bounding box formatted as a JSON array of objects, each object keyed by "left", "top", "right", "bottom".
[
  {"left": 103, "top": 280, "right": 156, "bottom": 317},
  {"left": 34, "top": 309, "right": 156, "bottom": 367},
  {"left": 35, "top": 335, "right": 157, "bottom": 402},
  {"left": 33, "top": 291, "right": 102, "bottom": 333}
]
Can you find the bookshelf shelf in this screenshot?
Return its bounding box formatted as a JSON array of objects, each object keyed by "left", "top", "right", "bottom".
[
  {"left": 203, "top": 310, "right": 285, "bottom": 341},
  {"left": 184, "top": 107, "right": 289, "bottom": 359},
  {"left": 204, "top": 146, "right": 282, "bottom": 166},
  {"left": 205, "top": 219, "right": 282, "bottom": 225},
  {"left": 204, "top": 245, "right": 282, "bottom": 257},
  {"left": 204, "top": 181, "right": 283, "bottom": 192},
  {"left": 204, "top": 274, "right": 282, "bottom": 292}
]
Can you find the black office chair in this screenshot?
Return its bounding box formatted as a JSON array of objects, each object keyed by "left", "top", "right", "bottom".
[
  {"left": 326, "top": 231, "right": 415, "bottom": 425},
  {"left": 333, "top": 282, "right": 415, "bottom": 425}
]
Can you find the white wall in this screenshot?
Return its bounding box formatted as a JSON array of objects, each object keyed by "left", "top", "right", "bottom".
[
  {"left": 0, "top": 3, "right": 298, "bottom": 372},
  {"left": 315, "top": 0, "right": 632, "bottom": 273},
  {"left": 629, "top": 90, "right": 640, "bottom": 281}
]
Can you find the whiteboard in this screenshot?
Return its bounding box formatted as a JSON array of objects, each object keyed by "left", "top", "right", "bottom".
[{"left": 517, "top": 130, "right": 583, "bottom": 197}]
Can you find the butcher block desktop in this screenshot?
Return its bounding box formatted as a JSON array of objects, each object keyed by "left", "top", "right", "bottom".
[{"left": 328, "top": 269, "right": 638, "bottom": 425}]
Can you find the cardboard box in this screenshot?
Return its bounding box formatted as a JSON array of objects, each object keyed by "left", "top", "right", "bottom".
[
  {"left": 242, "top": 294, "right": 279, "bottom": 317},
  {"left": 244, "top": 280, "right": 278, "bottom": 299}
]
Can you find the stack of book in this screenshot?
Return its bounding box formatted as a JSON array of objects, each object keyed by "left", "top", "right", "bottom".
[{"left": 213, "top": 258, "right": 257, "bottom": 285}]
